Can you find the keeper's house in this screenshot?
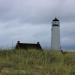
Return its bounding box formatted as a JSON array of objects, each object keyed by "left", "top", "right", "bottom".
[{"left": 15, "top": 41, "right": 42, "bottom": 50}]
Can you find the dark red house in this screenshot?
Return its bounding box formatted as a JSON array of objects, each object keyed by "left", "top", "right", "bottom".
[{"left": 15, "top": 41, "right": 42, "bottom": 50}]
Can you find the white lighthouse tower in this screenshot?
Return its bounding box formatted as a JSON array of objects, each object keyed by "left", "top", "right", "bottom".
[{"left": 51, "top": 18, "right": 60, "bottom": 50}]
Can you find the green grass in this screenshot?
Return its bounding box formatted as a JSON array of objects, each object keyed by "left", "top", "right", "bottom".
[{"left": 0, "top": 49, "right": 75, "bottom": 75}]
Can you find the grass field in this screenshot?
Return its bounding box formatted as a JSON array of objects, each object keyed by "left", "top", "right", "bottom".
[{"left": 0, "top": 49, "right": 75, "bottom": 75}]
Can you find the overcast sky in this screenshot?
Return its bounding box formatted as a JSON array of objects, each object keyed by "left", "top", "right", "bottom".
[{"left": 0, "top": 0, "right": 75, "bottom": 50}]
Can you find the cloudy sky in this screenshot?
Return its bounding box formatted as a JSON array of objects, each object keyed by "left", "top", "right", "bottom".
[{"left": 0, "top": 0, "right": 75, "bottom": 50}]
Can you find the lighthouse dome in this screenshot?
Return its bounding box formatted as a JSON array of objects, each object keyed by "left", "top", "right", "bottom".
[{"left": 53, "top": 18, "right": 59, "bottom": 21}]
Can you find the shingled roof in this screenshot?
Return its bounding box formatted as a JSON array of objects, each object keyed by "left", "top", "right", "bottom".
[{"left": 15, "top": 41, "right": 42, "bottom": 50}]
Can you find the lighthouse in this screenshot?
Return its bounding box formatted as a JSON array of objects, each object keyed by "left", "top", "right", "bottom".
[{"left": 51, "top": 18, "right": 60, "bottom": 50}]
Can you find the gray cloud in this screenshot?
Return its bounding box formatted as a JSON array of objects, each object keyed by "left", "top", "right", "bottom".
[{"left": 0, "top": 0, "right": 75, "bottom": 49}]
